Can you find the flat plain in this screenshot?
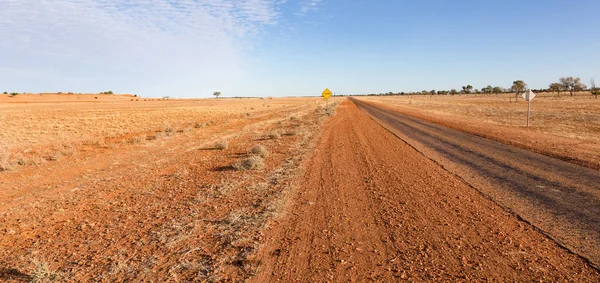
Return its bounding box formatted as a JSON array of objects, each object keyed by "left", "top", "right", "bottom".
[
  {"left": 361, "top": 93, "right": 600, "bottom": 169},
  {"left": 0, "top": 93, "right": 598, "bottom": 282},
  {"left": 0, "top": 94, "right": 333, "bottom": 281}
]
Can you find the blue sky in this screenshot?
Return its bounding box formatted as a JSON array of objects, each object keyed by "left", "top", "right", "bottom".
[{"left": 1, "top": 0, "right": 599, "bottom": 97}]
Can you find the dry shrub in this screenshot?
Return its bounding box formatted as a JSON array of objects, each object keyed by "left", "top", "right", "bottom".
[
  {"left": 0, "top": 149, "right": 12, "bottom": 171},
  {"left": 283, "top": 129, "right": 298, "bottom": 136},
  {"left": 13, "top": 153, "right": 27, "bottom": 166},
  {"left": 46, "top": 152, "right": 62, "bottom": 161},
  {"left": 178, "top": 126, "right": 192, "bottom": 133},
  {"left": 60, "top": 144, "right": 75, "bottom": 156},
  {"left": 148, "top": 132, "right": 164, "bottom": 140},
  {"left": 30, "top": 259, "right": 62, "bottom": 282},
  {"left": 163, "top": 124, "right": 175, "bottom": 135},
  {"left": 267, "top": 132, "right": 281, "bottom": 140},
  {"left": 233, "top": 156, "right": 264, "bottom": 171},
  {"left": 214, "top": 140, "right": 229, "bottom": 150},
  {"left": 249, "top": 145, "right": 269, "bottom": 158},
  {"left": 130, "top": 135, "right": 145, "bottom": 144},
  {"left": 82, "top": 139, "right": 103, "bottom": 146}
]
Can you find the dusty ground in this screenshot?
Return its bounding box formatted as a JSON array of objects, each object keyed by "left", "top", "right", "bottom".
[
  {"left": 253, "top": 100, "right": 599, "bottom": 281},
  {"left": 0, "top": 94, "right": 319, "bottom": 170},
  {"left": 354, "top": 98, "right": 600, "bottom": 269},
  {"left": 360, "top": 93, "right": 600, "bottom": 169},
  {"left": 0, "top": 94, "right": 337, "bottom": 281},
  {"left": 1, "top": 94, "right": 598, "bottom": 281}
]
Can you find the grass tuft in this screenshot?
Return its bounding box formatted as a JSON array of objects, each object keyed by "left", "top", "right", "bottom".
[
  {"left": 267, "top": 132, "right": 281, "bottom": 140},
  {"left": 163, "top": 124, "right": 176, "bottom": 135},
  {"left": 233, "top": 156, "right": 264, "bottom": 171},
  {"left": 0, "top": 149, "right": 12, "bottom": 171},
  {"left": 249, "top": 145, "right": 269, "bottom": 158},
  {"left": 30, "top": 259, "right": 61, "bottom": 282},
  {"left": 214, "top": 140, "right": 229, "bottom": 150}
]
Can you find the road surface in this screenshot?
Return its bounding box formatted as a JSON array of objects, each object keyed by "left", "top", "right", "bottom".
[
  {"left": 353, "top": 98, "right": 600, "bottom": 268},
  {"left": 252, "top": 100, "right": 599, "bottom": 281}
]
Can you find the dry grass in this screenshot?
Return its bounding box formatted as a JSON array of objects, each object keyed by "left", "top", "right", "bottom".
[
  {"left": 0, "top": 148, "right": 12, "bottom": 171},
  {"left": 163, "top": 124, "right": 176, "bottom": 135},
  {"left": 361, "top": 93, "right": 600, "bottom": 143},
  {"left": 233, "top": 156, "right": 264, "bottom": 171},
  {"left": 129, "top": 135, "right": 146, "bottom": 144},
  {"left": 267, "top": 132, "right": 281, "bottom": 140},
  {"left": 194, "top": 122, "right": 210, "bottom": 128},
  {"left": 0, "top": 95, "right": 319, "bottom": 165},
  {"left": 30, "top": 259, "right": 62, "bottom": 282},
  {"left": 214, "top": 140, "right": 229, "bottom": 150},
  {"left": 249, "top": 145, "right": 269, "bottom": 158}
]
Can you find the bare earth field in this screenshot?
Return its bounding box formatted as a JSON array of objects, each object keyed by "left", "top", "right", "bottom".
[
  {"left": 0, "top": 94, "right": 334, "bottom": 281},
  {"left": 360, "top": 93, "right": 600, "bottom": 170},
  {"left": 1, "top": 94, "right": 598, "bottom": 281}
]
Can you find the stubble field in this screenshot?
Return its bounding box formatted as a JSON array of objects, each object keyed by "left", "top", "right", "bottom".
[
  {"left": 360, "top": 93, "right": 600, "bottom": 169},
  {"left": 0, "top": 94, "right": 338, "bottom": 281}
]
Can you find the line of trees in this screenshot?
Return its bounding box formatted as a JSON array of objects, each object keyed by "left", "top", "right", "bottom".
[{"left": 357, "top": 76, "right": 597, "bottom": 98}]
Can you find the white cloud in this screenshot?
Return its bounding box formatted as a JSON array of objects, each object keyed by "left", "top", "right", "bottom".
[
  {"left": 297, "top": 0, "right": 322, "bottom": 16},
  {"left": 0, "top": 0, "right": 282, "bottom": 96}
]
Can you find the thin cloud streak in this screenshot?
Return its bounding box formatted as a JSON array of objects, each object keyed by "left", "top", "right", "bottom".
[
  {"left": 297, "top": 0, "right": 322, "bottom": 16},
  {"left": 0, "top": 0, "right": 283, "bottom": 96}
]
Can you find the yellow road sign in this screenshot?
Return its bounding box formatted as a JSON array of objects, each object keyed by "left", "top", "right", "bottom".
[{"left": 322, "top": 88, "right": 332, "bottom": 99}]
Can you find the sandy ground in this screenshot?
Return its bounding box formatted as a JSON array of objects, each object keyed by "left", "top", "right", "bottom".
[
  {"left": 360, "top": 93, "right": 600, "bottom": 170},
  {"left": 253, "top": 100, "right": 599, "bottom": 282},
  {"left": 0, "top": 95, "right": 337, "bottom": 281}
]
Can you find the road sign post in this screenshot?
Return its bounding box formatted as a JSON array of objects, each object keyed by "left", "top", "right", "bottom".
[
  {"left": 322, "top": 88, "right": 332, "bottom": 111},
  {"left": 522, "top": 89, "right": 536, "bottom": 128}
]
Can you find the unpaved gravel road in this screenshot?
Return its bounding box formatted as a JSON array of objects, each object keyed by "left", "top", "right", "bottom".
[
  {"left": 253, "top": 100, "right": 599, "bottom": 281},
  {"left": 353, "top": 98, "right": 600, "bottom": 269}
]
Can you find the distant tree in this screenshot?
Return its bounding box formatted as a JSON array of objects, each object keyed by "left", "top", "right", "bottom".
[
  {"left": 213, "top": 91, "right": 221, "bottom": 99},
  {"left": 481, "top": 85, "right": 492, "bottom": 94},
  {"left": 492, "top": 86, "right": 503, "bottom": 95},
  {"left": 460, "top": 85, "right": 473, "bottom": 94},
  {"left": 450, "top": 89, "right": 458, "bottom": 95},
  {"left": 591, "top": 78, "right": 599, "bottom": 99},
  {"left": 2, "top": 91, "right": 7, "bottom": 94},
  {"left": 548, "top": 83, "right": 562, "bottom": 97},
  {"left": 9, "top": 92, "right": 19, "bottom": 97},
  {"left": 511, "top": 80, "right": 527, "bottom": 101},
  {"left": 560, "top": 77, "right": 586, "bottom": 96}
]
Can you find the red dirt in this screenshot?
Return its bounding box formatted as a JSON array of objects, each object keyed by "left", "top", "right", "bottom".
[
  {"left": 0, "top": 99, "right": 329, "bottom": 281},
  {"left": 252, "top": 101, "right": 599, "bottom": 281}
]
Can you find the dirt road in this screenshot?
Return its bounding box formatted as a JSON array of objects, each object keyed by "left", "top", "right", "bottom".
[
  {"left": 353, "top": 98, "right": 600, "bottom": 268},
  {"left": 253, "top": 100, "right": 599, "bottom": 281}
]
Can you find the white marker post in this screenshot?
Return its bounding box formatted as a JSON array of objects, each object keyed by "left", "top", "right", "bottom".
[{"left": 522, "top": 89, "right": 536, "bottom": 128}]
